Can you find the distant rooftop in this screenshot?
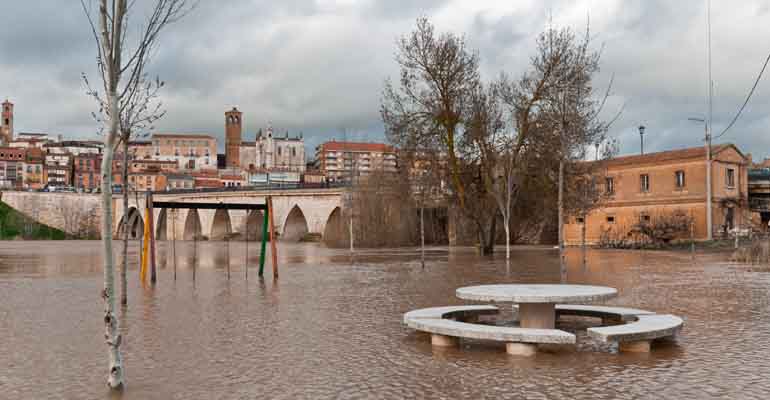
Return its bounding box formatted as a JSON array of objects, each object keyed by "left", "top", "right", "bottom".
[
  {"left": 600, "top": 143, "right": 743, "bottom": 167},
  {"left": 317, "top": 140, "right": 395, "bottom": 153}
]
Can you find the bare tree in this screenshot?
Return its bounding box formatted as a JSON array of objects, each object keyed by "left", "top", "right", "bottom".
[
  {"left": 382, "top": 17, "right": 479, "bottom": 210},
  {"left": 86, "top": 72, "right": 166, "bottom": 306},
  {"left": 495, "top": 22, "right": 619, "bottom": 258},
  {"left": 81, "top": 0, "right": 193, "bottom": 389}
]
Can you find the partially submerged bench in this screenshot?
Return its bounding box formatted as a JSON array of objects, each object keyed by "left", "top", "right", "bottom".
[
  {"left": 555, "top": 305, "right": 655, "bottom": 324},
  {"left": 587, "top": 314, "right": 683, "bottom": 353},
  {"left": 404, "top": 305, "right": 576, "bottom": 356},
  {"left": 403, "top": 305, "right": 500, "bottom": 323}
]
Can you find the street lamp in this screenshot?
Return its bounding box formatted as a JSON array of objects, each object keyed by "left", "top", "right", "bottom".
[{"left": 638, "top": 125, "right": 646, "bottom": 155}]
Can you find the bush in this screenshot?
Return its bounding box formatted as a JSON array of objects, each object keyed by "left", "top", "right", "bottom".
[{"left": 632, "top": 210, "right": 693, "bottom": 245}]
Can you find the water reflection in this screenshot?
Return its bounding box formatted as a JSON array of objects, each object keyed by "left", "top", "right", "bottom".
[{"left": 0, "top": 241, "right": 768, "bottom": 399}]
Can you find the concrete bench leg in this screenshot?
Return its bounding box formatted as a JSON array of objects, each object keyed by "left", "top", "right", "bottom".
[
  {"left": 506, "top": 342, "right": 537, "bottom": 356},
  {"left": 519, "top": 303, "right": 555, "bottom": 329},
  {"left": 431, "top": 334, "right": 458, "bottom": 347},
  {"left": 619, "top": 340, "right": 651, "bottom": 353}
]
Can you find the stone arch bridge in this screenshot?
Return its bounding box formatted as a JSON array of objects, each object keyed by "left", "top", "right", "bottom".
[{"left": 1, "top": 188, "right": 347, "bottom": 242}]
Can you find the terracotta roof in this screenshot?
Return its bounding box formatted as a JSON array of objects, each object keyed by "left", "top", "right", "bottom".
[
  {"left": 317, "top": 141, "right": 395, "bottom": 153},
  {"left": 220, "top": 175, "right": 243, "bottom": 180},
  {"left": 600, "top": 144, "right": 742, "bottom": 167}
]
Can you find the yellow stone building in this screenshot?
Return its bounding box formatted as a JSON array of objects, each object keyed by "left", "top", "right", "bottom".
[{"left": 564, "top": 144, "right": 750, "bottom": 245}]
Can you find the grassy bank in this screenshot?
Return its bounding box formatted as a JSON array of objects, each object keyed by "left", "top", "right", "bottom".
[{"left": 0, "top": 201, "right": 66, "bottom": 240}]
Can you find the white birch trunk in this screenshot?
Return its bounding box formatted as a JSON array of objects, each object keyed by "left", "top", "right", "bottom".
[
  {"left": 420, "top": 202, "right": 425, "bottom": 268},
  {"left": 121, "top": 138, "right": 129, "bottom": 306},
  {"left": 504, "top": 217, "right": 510, "bottom": 260},
  {"left": 102, "top": 92, "right": 124, "bottom": 389}
]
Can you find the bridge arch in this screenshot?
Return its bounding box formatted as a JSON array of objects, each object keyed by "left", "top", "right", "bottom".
[
  {"left": 156, "top": 208, "right": 167, "bottom": 240},
  {"left": 322, "top": 206, "right": 346, "bottom": 247},
  {"left": 210, "top": 209, "right": 232, "bottom": 240},
  {"left": 183, "top": 209, "right": 203, "bottom": 240},
  {"left": 244, "top": 210, "right": 266, "bottom": 241},
  {"left": 117, "top": 207, "right": 144, "bottom": 239},
  {"left": 282, "top": 205, "right": 309, "bottom": 241}
]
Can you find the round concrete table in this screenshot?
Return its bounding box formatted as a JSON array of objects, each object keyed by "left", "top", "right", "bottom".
[{"left": 456, "top": 284, "right": 617, "bottom": 329}]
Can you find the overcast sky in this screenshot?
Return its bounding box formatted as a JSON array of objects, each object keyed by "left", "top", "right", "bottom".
[{"left": 1, "top": 0, "right": 769, "bottom": 160}]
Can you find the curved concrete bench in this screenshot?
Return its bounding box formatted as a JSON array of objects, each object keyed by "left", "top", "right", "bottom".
[
  {"left": 587, "top": 314, "right": 683, "bottom": 353},
  {"left": 404, "top": 305, "right": 575, "bottom": 356},
  {"left": 403, "top": 305, "right": 500, "bottom": 323},
  {"left": 555, "top": 305, "right": 655, "bottom": 324}
]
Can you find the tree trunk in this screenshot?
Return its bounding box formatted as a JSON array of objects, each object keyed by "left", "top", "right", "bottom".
[
  {"left": 483, "top": 214, "right": 496, "bottom": 255},
  {"left": 121, "top": 138, "right": 128, "bottom": 306},
  {"left": 420, "top": 202, "right": 425, "bottom": 268},
  {"left": 558, "top": 160, "right": 565, "bottom": 274},
  {"left": 102, "top": 92, "right": 125, "bottom": 389},
  {"left": 504, "top": 215, "right": 510, "bottom": 260}
]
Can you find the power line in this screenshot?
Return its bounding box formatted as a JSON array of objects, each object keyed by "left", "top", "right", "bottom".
[{"left": 714, "top": 50, "right": 770, "bottom": 139}]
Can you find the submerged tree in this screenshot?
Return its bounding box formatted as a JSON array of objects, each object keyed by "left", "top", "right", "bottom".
[
  {"left": 81, "top": 0, "right": 193, "bottom": 389},
  {"left": 383, "top": 18, "right": 618, "bottom": 256}
]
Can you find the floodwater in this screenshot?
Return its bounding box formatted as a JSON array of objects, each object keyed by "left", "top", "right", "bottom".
[{"left": 1, "top": 241, "right": 769, "bottom": 399}]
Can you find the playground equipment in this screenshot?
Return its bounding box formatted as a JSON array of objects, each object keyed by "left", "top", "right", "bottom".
[{"left": 138, "top": 191, "right": 279, "bottom": 282}]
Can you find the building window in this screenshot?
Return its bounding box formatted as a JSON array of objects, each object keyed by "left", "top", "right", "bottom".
[
  {"left": 605, "top": 177, "right": 614, "bottom": 194},
  {"left": 726, "top": 168, "right": 735, "bottom": 187},
  {"left": 675, "top": 170, "right": 685, "bottom": 189},
  {"left": 640, "top": 213, "right": 651, "bottom": 223},
  {"left": 606, "top": 215, "right": 616, "bottom": 224},
  {"left": 576, "top": 216, "right": 585, "bottom": 224},
  {"left": 278, "top": 147, "right": 282, "bottom": 156},
  {"left": 640, "top": 174, "right": 650, "bottom": 192}
]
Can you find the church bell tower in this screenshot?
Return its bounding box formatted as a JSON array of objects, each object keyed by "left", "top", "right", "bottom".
[
  {"left": 225, "top": 107, "right": 242, "bottom": 168},
  {"left": 1, "top": 100, "right": 14, "bottom": 144}
]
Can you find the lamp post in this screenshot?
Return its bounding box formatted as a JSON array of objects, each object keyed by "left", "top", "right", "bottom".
[{"left": 638, "top": 125, "right": 646, "bottom": 155}]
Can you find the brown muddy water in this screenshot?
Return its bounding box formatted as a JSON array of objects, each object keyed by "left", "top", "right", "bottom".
[{"left": 1, "top": 241, "right": 769, "bottom": 399}]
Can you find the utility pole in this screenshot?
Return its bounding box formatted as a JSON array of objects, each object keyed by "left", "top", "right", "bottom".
[{"left": 706, "top": 0, "right": 714, "bottom": 241}]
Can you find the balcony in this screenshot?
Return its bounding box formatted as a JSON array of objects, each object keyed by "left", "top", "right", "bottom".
[{"left": 750, "top": 197, "right": 770, "bottom": 211}]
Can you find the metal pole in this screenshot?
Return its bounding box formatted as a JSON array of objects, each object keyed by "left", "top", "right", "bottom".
[
  {"left": 258, "top": 208, "right": 268, "bottom": 277},
  {"left": 245, "top": 213, "right": 249, "bottom": 280},
  {"left": 193, "top": 232, "right": 197, "bottom": 283},
  {"left": 172, "top": 209, "right": 177, "bottom": 281},
  {"left": 148, "top": 191, "right": 156, "bottom": 284},
  {"left": 226, "top": 237, "right": 230, "bottom": 280},
  {"left": 706, "top": 0, "right": 714, "bottom": 241},
  {"left": 706, "top": 125, "right": 713, "bottom": 240},
  {"left": 268, "top": 196, "right": 279, "bottom": 278}
]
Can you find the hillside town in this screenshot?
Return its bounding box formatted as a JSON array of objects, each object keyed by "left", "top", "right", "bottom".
[{"left": 0, "top": 101, "right": 397, "bottom": 192}]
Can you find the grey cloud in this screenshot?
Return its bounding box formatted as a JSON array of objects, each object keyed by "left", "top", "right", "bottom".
[{"left": 0, "top": 0, "right": 767, "bottom": 159}]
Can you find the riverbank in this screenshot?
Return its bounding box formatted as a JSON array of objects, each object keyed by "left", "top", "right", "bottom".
[{"left": 0, "top": 201, "right": 65, "bottom": 240}]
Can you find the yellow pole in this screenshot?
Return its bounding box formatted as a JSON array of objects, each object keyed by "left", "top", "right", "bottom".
[{"left": 139, "top": 207, "right": 150, "bottom": 283}]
